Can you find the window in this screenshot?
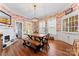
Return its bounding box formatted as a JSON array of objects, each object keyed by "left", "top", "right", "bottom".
[
  {"left": 39, "top": 21, "right": 46, "bottom": 34},
  {"left": 63, "top": 18, "right": 68, "bottom": 32},
  {"left": 63, "top": 15, "right": 78, "bottom": 32},
  {"left": 27, "top": 23, "right": 33, "bottom": 34},
  {"left": 24, "top": 22, "right": 33, "bottom": 34},
  {"left": 47, "top": 18, "right": 56, "bottom": 35}
]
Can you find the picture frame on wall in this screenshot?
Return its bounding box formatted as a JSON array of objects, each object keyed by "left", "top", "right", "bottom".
[{"left": 0, "top": 10, "right": 11, "bottom": 25}]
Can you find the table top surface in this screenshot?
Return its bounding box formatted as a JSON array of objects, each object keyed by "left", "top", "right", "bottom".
[
  {"left": 28, "top": 34, "right": 47, "bottom": 37},
  {"left": 27, "top": 40, "right": 40, "bottom": 46}
]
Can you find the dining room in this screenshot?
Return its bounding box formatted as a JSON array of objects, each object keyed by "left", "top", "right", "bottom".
[{"left": 0, "top": 3, "right": 79, "bottom": 56}]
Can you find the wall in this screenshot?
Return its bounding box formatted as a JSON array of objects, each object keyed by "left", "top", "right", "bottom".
[
  {"left": 55, "top": 3, "right": 79, "bottom": 45},
  {"left": 0, "top": 4, "right": 16, "bottom": 44},
  {"left": 44, "top": 3, "right": 79, "bottom": 45},
  {"left": 0, "top": 4, "right": 31, "bottom": 44}
]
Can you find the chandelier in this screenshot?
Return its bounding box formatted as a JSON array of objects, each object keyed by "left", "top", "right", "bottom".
[{"left": 32, "top": 4, "right": 38, "bottom": 22}]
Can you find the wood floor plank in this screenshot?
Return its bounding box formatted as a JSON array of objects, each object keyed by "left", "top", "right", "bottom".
[{"left": 1, "top": 39, "right": 74, "bottom": 56}]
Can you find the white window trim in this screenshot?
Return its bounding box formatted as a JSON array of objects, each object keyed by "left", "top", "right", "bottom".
[
  {"left": 61, "top": 9, "right": 79, "bottom": 34},
  {"left": 39, "top": 20, "right": 46, "bottom": 34},
  {"left": 47, "top": 17, "right": 56, "bottom": 35}
]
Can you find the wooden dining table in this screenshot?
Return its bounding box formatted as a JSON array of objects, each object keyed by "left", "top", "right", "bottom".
[
  {"left": 26, "top": 34, "right": 47, "bottom": 46},
  {"left": 29, "top": 34, "right": 47, "bottom": 37},
  {"left": 23, "top": 34, "right": 49, "bottom": 52},
  {"left": 26, "top": 39, "right": 40, "bottom": 46},
  {"left": 27, "top": 34, "right": 47, "bottom": 40}
]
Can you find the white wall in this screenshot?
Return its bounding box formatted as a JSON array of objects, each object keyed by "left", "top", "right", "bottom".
[
  {"left": 55, "top": 32, "right": 79, "bottom": 45},
  {"left": 55, "top": 9, "right": 79, "bottom": 45}
]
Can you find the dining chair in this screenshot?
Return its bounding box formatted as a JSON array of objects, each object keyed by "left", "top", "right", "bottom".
[{"left": 72, "top": 39, "right": 79, "bottom": 56}]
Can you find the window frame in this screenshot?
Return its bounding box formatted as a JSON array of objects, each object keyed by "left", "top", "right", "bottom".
[
  {"left": 39, "top": 20, "right": 46, "bottom": 34},
  {"left": 61, "top": 10, "right": 79, "bottom": 33},
  {"left": 63, "top": 15, "right": 78, "bottom": 32},
  {"left": 47, "top": 17, "right": 56, "bottom": 35}
]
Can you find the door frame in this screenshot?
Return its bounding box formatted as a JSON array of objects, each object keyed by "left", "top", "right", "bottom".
[{"left": 16, "top": 21, "right": 23, "bottom": 39}]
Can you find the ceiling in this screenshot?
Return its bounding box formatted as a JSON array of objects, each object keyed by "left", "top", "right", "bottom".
[{"left": 4, "top": 3, "right": 71, "bottom": 19}]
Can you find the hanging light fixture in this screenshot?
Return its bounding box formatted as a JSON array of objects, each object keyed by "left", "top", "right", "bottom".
[
  {"left": 32, "top": 4, "right": 38, "bottom": 22},
  {"left": 33, "top": 4, "right": 36, "bottom": 18}
]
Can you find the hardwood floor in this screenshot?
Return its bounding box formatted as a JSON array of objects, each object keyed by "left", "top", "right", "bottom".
[
  {"left": 48, "top": 40, "right": 73, "bottom": 56},
  {"left": 1, "top": 39, "right": 74, "bottom": 56}
]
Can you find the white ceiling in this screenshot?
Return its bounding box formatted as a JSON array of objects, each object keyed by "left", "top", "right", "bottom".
[{"left": 4, "top": 3, "right": 71, "bottom": 19}]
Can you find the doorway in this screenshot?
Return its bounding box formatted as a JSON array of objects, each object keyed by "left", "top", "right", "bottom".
[{"left": 16, "top": 22, "right": 22, "bottom": 39}]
